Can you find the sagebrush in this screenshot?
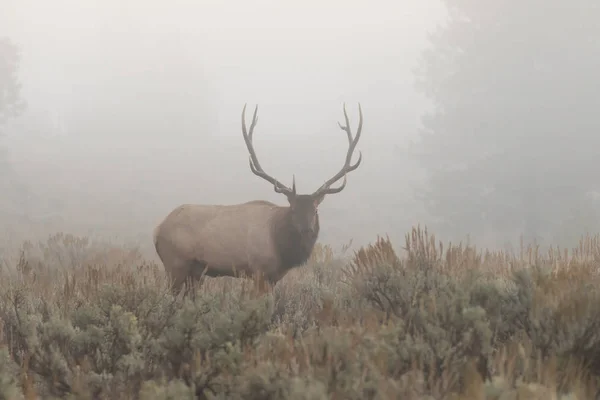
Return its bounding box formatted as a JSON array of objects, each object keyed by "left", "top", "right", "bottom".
[{"left": 1, "top": 227, "right": 600, "bottom": 399}]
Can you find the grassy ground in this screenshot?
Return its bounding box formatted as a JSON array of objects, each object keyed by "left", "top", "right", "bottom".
[{"left": 1, "top": 226, "right": 600, "bottom": 399}]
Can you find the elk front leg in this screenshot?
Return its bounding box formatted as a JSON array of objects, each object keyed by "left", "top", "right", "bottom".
[{"left": 251, "top": 270, "right": 273, "bottom": 295}]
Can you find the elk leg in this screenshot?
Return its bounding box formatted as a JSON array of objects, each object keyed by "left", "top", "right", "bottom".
[
  {"left": 254, "top": 272, "right": 274, "bottom": 295},
  {"left": 168, "top": 259, "right": 197, "bottom": 296},
  {"left": 171, "top": 273, "right": 188, "bottom": 296}
]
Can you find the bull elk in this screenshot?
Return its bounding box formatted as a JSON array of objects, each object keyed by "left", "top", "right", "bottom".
[{"left": 153, "top": 103, "right": 364, "bottom": 294}]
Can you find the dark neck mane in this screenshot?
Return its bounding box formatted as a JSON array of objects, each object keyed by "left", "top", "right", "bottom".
[{"left": 272, "top": 207, "right": 319, "bottom": 270}]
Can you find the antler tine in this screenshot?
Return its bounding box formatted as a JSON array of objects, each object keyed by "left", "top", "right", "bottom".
[
  {"left": 241, "top": 104, "right": 295, "bottom": 196},
  {"left": 312, "top": 103, "right": 364, "bottom": 198}
]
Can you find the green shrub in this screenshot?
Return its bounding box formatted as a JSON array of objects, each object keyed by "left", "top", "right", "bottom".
[{"left": 1, "top": 228, "right": 600, "bottom": 399}]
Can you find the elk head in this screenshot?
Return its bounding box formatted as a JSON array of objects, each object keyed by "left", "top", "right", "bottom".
[{"left": 241, "top": 103, "right": 364, "bottom": 241}]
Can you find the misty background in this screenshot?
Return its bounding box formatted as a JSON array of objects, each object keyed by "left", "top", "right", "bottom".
[{"left": 1, "top": 0, "right": 599, "bottom": 260}]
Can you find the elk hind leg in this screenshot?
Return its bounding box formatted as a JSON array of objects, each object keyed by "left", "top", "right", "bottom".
[
  {"left": 185, "top": 260, "right": 209, "bottom": 295},
  {"left": 166, "top": 259, "right": 194, "bottom": 296}
]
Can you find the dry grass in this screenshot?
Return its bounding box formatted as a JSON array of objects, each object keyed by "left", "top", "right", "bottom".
[{"left": 0, "top": 226, "right": 600, "bottom": 399}]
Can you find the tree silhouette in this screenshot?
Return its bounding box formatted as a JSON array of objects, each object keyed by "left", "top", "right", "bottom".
[
  {"left": 0, "top": 37, "right": 25, "bottom": 128},
  {"left": 412, "top": 1, "right": 600, "bottom": 246},
  {"left": 0, "top": 37, "right": 31, "bottom": 220}
]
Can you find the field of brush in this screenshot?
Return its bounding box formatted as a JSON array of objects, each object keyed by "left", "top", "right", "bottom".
[{"left": 1, "top": 226, "right": 600, "bottom": 399}]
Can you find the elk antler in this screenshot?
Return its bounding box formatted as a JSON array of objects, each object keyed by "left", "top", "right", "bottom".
[
  {"left": 241, "top": 104, "right": 296, "bottom": 197},
  {"left": 312, "top": 103, "right": 363, "bottom": 198}
]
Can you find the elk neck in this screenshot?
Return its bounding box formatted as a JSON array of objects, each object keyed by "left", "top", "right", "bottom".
[{"left": 272, "top": 206, "right": 319, "bottom": 269}]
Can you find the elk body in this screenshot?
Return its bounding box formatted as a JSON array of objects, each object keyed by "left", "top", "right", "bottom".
[{"left": 153, "top": 104, "right": 364, "bottom": 294}]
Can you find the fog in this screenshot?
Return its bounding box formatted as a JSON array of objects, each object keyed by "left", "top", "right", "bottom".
[
  {"left": 5, "top": 0, "right": 597, "bottom": 261},
  {"left": 0, "top": 0, "right": 446, "bottom": 257}
]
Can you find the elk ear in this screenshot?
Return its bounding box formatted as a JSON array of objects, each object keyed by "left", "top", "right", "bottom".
[
  {"left": 313, "top": 193, "right": 326, "bottom": 207},
  {"left": 286, "top": 193, "right": 297, "bottom": 207}
]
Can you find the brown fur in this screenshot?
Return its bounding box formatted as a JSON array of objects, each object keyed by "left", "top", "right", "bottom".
[{"left": 153, "top": 196, "right": 320, "bottom": 293}]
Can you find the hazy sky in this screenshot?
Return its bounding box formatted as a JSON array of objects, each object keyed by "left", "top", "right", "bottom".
[
  {"left": 0, "top": 0, "right": 447, "bottom": 252},
  {"left": 2, "top": 0, "right": 445, "bottom": 138}
]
